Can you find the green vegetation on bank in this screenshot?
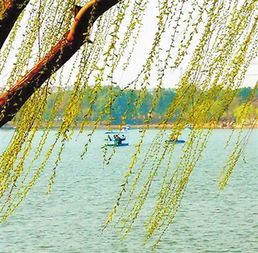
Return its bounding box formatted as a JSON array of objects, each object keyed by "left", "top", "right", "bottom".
[{"left": 41, "top": 86, "right": 257, "bottom": 126}]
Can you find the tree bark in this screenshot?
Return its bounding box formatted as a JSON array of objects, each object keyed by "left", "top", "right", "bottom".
[
  {"left": 0, "top": 0, "right": 119, "bottom": 127},
  {"left": 0, "top": 0, "right": 30, "bottom": 49}
]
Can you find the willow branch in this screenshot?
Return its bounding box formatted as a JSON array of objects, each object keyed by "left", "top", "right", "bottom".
[
  {"left": 0, "top": 0, "right": 119, "bottom": 127},
  {"left": 0, "top": 0, "right": 30, "bottom": 49}
]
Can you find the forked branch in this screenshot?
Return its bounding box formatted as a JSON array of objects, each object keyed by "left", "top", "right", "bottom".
[{"left": 0, "top": 0, "right": 119, "bottom": 127}]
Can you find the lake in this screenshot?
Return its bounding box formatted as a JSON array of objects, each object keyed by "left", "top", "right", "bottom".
[{"left": 0, "top": 129, "right": 257, "bottom": 252}]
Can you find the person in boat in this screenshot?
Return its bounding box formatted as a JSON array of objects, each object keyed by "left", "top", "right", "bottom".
[
  {"left": 114, "top": 134, "right": 126, "bottom": 144},
  {"left": 107, "top": 135, "right": 112, "bottom": 141},
  {"left": 113, "top": 135, "right": 119, "bottom": 144},
  {"left": 118, "top": 134, "right": 126, "bottom": 144},
  {"left": 114, "top": 135, "right": 121, "bottom": 144},
  {"left": 171, "top": 135, "right": 178, "bottom": 141}
]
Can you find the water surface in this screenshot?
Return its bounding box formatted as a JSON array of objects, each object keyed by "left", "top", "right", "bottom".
[{"left": 0, "top": 129, "right": 257, "bottom": 252}]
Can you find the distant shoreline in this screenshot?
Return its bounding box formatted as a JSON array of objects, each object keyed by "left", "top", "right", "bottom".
[
  {"left": 2, "top": 123, "right": 257, "bottom": 130},
  {"left": 97, "top": 124, "right": 258, "bottom": 130}
]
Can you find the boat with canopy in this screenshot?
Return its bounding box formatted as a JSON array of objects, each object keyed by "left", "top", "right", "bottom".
[{"left": 104, "top": 130, "right": 129, "bottom": 146}]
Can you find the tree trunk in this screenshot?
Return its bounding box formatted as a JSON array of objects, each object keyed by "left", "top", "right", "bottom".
[
  {"left": 0, "top": 0, "right": 30, "bottom": 49},
  {"left": 0, "top": 0, "right": 119, "bottom": 127}
]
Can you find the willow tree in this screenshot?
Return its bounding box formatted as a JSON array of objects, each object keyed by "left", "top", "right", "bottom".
[{"left": 0, "top": 0, "right": 257, "bottom": 248}]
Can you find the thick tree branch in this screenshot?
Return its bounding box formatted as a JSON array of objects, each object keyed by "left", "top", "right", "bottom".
[
  {"left": 0, "top": 0, "right": 119, "bottom": 127},
  {"left": 0, "top": 0, "right": 30, "bottom": 49}
]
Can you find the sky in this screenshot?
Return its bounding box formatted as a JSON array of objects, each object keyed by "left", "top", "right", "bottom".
[
  {"left": 0, "top": 0, "right": 257, "bottom": 90},
  {"left": 113, "top": 0, "right": 258, "bottom": 89}
]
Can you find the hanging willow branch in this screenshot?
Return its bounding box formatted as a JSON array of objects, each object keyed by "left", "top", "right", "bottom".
[
  {"left": 0, "top": 0, "right": 257, "bottom": 248},
  {"left": 0, "top": 0, "right": 119, "bottom": 127}
]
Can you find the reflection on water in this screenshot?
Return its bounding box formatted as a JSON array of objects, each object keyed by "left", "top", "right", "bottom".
[{"left": 0, "top": 129, "right": 257, "bottom": 252}]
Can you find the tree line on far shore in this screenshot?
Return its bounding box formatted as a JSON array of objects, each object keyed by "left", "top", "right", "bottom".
[{"left": 37, "top": 86, "right": 256, "bottom": 126}]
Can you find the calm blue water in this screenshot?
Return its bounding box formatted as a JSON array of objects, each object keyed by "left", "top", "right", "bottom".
[{"left": 0, "top": 129, "right": 257, "bottom": 253}]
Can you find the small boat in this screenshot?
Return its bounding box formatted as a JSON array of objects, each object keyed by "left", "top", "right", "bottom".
[
  {"left": 105, "top": 131, "right": 129, "bottom": 147},
  {"left": 165, "top": 139, "right": 185, "bottom": 144},
  {"left": 106, "top": 143, "right": 129, "bottom": 147},
  {"left": 138, "top": 128, "right": 143, "bottom": 133},
  {"left": 122, "top": 125, "right": 132, "bottom": 131}
]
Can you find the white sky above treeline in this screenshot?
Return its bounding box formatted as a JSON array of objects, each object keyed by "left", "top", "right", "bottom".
[{"left": 0, "top": 0, "right": 257, "bottom": 89}]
